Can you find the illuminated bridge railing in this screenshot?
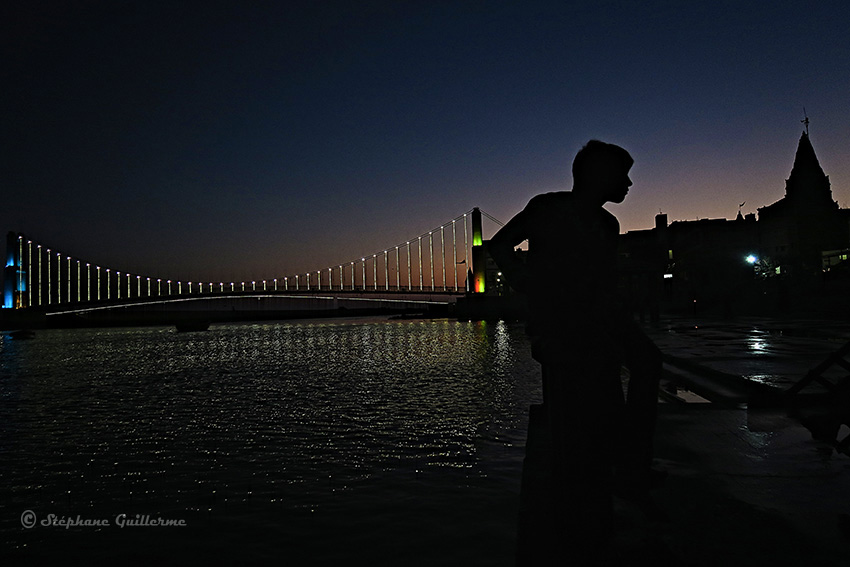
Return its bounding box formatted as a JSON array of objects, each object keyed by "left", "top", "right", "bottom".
[{"left": 4, "top": 208, "right": 497, "bottom": 311}]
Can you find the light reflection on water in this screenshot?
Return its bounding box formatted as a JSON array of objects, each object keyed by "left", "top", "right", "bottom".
[
  {"left": 0, "top": 318, "right": 540, "bottom": 565},
  {"left": 747, "top": 339, "right": 766, "bottom": 353}
]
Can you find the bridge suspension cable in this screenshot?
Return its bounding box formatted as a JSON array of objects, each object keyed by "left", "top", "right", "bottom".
[{"left": 480, "top": 210, "right": 504, "bottom": 227}]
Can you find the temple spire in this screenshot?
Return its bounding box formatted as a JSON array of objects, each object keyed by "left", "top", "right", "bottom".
[
  {"left": 801, "top": 107, "right": 809, "bottom": 135},
  {"left": 785, "top": 128, "right": 834, "bottom": 208}
]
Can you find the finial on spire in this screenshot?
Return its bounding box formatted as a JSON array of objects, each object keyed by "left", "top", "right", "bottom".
[{"left": 801, "top": 107, "right": 809, "bottom": 135}]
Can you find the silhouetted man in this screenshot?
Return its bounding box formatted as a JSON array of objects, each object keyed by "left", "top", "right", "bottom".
[{"left": 489, "top": 140, "right": 663, "bottom": 553}]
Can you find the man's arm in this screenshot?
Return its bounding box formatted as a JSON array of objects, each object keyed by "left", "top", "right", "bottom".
[{"left": 488, "top": 208, "right": 532, "bottom": 293}]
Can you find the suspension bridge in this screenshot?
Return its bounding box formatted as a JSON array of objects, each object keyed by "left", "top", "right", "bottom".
[{"left": 2, "top": 208, "right": 505, "bottom": 327}]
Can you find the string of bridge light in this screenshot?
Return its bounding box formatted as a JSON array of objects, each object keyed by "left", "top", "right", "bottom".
[
  {"left": 11, "top": 209, "right": 502, "bottom": 308},
  {"left": 277, "top": 209, "right": 481, "bottom": 293},
  {"left": 15, "top": 235, "right": 226, "bottom": 307}
]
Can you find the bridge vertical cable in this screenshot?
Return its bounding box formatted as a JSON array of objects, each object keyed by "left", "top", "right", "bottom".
[{"left": 464, "top": 214, "right": 469, "bottom": 291}]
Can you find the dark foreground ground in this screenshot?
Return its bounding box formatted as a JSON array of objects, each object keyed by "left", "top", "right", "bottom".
[{"left": 517, "top": 317, "right": 850, "bottom": 566}]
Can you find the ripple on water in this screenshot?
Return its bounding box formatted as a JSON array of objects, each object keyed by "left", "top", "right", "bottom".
[{"left": 0, "top": 318, "right": 540, "bottom": 565}]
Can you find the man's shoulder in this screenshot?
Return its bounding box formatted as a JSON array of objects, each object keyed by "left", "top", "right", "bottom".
[{"left": 525, "top": 191, "right": 574, "bottom": 211}]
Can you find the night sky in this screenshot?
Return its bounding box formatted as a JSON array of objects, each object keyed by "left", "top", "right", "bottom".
[{"left": 3, "top": 1, "right": 849, "bottom": 283}]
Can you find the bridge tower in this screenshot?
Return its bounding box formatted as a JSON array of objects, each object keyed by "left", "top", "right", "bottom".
[
  {"left": 4, "top": 232, "right": 27, "bottom": 309},
  {"left": 471, "top": 208, "right": 486, "bottom": 293}
]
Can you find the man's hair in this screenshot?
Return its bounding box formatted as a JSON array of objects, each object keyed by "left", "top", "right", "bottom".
[{"left": 572, "top": 140, "right": 633, "bottom": 189}]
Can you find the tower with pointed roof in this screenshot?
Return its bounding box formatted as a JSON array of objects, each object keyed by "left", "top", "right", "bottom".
[
  {"left": 758, "top": 131, "right": 848, "bottom": 282},
  {"left": 765, "top": 131, "right": 836, "bottom": 210}
]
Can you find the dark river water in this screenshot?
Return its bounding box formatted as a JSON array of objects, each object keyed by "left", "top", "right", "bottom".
[{"left": 0, "top": 317, "right": 541, "bottom": 566}]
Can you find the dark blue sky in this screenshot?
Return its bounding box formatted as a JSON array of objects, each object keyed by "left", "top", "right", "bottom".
[{"left": 3, "top": 1, "right": 849, "bottom": 282}]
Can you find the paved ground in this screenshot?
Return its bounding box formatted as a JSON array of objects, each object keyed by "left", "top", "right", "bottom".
[
  {"left": 647, "top": 316, "right": 850, "bottom": 391},
  {"left": 517, "top": 316, "right": 850, "bottom": 566},
  {"left": 630, "top": 406, "right": 850, "bottom": 566}
]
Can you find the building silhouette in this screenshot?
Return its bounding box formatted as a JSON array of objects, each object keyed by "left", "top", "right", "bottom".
[
  {"left": 758, "top": 131, "right": 850, "bottom": 279},
  {"left": 620, "top": 130, "right": 850, "bottom": 318}
]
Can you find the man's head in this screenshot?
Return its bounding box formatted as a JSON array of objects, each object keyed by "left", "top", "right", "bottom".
[{"left": 572, "top": 140, "right": 634, "bottom": 204}]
